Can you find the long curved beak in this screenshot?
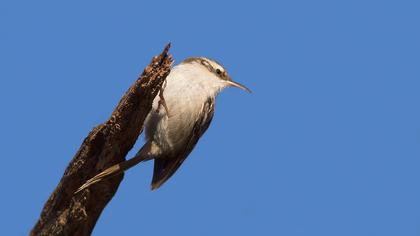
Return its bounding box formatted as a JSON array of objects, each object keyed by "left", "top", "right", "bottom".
[{"left": 226, "top": 80, "right": 252, "bottom": 93}]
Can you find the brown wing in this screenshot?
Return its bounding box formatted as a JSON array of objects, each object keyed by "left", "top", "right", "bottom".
[{"left": 151, "top": 98, "right": 215, "bottom": 190}]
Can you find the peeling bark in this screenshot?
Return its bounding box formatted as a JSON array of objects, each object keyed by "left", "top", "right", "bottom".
[{"left": 30, "top": 44, "right": 173, "bottom": 236}]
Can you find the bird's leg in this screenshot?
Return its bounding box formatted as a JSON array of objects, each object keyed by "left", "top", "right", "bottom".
[{"left": 157, "top": 80, "right": 170, "bottom": 116}]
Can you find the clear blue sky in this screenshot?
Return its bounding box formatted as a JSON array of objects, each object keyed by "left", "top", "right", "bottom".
[{"left": 1, "top": 1, "right": 419, "bottom": 235}]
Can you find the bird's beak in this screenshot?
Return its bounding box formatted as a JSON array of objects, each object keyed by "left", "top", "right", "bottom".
[{"left": 226, "top": 80, "right": 252, "bottom": 93}]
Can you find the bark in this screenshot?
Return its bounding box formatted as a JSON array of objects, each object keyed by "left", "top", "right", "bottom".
[{"left": 30, "top": 44, "right": 173, "bottom": 236}]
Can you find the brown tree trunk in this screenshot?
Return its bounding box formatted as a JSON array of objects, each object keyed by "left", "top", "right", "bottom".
[{"left": 30, "top": 44, "right": 173, "bottom": 236}]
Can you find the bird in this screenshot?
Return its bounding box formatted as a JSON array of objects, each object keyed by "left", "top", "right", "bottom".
[{"left": 76, "top": 57, "right": 251, "bottom": 193}]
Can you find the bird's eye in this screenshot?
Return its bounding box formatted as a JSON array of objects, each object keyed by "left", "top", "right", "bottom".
[{"left": 216, "top": 69, "right": 222, "bottom": 75}]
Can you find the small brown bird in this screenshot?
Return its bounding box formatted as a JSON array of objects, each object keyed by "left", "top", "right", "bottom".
[{"left": 76, "top": 57, "right": 250, "bottom": 193}]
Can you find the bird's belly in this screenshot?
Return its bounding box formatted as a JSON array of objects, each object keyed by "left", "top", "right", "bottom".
[{"left": 144, "top": 87, "right": 205, "bottom": 154}]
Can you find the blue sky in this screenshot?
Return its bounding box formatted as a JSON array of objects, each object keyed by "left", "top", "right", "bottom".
[{"left": 1, "top": 0, "right": 419, "bottom": 235}]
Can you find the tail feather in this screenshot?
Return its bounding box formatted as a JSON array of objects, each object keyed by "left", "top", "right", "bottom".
[
  {"left": 75, "top": 150, "right": 147, "bottom": 194},
  {"left": 75, "top": 164, "right": 123, "bottom": 194}
]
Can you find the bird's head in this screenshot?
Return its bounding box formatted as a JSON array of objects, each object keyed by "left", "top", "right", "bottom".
[{"left": 181, "top": 57, "right": 251, "bottom": 93}]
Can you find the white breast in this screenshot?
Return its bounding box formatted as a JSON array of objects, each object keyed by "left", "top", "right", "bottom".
[{"left": 144, "top": 62, "right": 224, "bottom": 154}]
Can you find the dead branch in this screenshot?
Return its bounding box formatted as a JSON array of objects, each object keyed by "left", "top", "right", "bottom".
[{"left": 30, "top": 44, "right": 173, "bottom": 236}]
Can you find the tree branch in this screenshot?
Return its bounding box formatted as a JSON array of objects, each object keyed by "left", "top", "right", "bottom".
[{"left": 30, "top": 44, "right": 173, "bottom": 236}]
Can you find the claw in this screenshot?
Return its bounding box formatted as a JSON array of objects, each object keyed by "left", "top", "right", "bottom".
[{"left": 157, "top": 80, "right": 170, "bottom": 116}]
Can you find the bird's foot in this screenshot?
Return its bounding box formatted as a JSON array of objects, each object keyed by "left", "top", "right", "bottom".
[{"left": 157, "top": 80, "right": 170, "bottom": 116}]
